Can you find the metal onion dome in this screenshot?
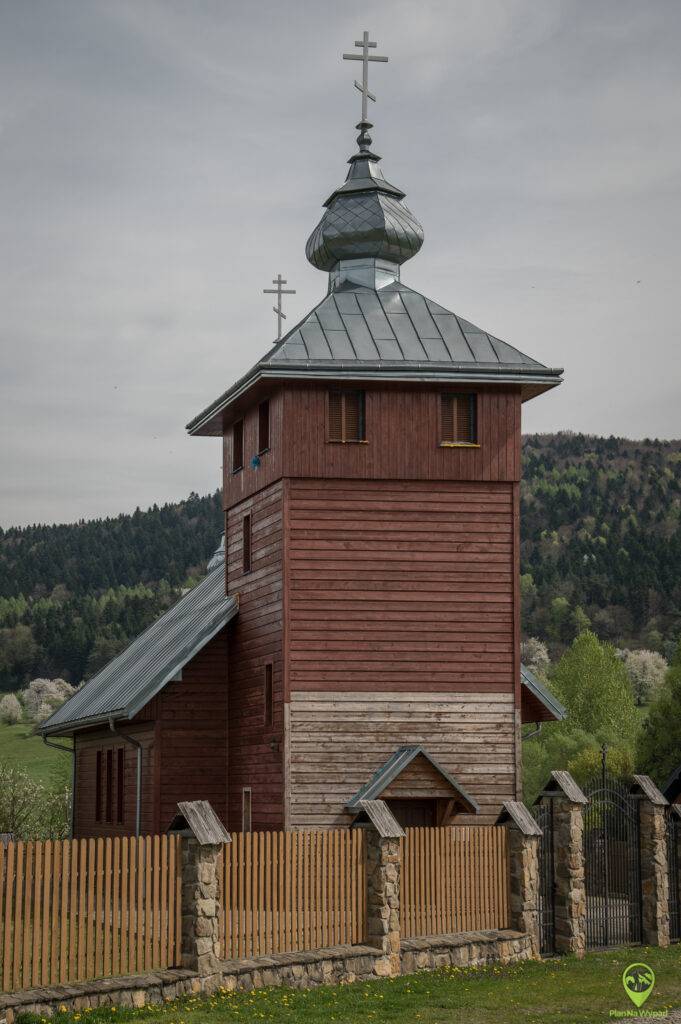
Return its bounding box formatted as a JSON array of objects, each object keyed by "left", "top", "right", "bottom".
[{"left": 305, "top": 121, "right": 424, "bottom": 273}]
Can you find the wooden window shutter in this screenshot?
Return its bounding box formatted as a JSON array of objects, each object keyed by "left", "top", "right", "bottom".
[
  {"left": 328, "top": 391, "right": 343, "bottom": 441},
  {"left": 329, "top": 390, "right": 365, "bottom": 442},
  {"left": 258, "top": 400, "right": 270, "bottom": 454},
  {"left": 232, "top": 419, "right": 244, "bottom": 472},
  {"left": 243, "top": 513, "right": 252, "bottom": 572},
  {"left": 441, "top": 394, "right": 454, "bottom": 442},
  {"left": 441, "top": 393, "right": 476, "bottom": 444}
]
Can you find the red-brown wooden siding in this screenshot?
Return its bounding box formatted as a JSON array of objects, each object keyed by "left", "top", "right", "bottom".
[
  {"left": 285, "top": 478, "right": 515, "bottom": 694},
  {"left": 226, "top": 480, "right": 285, "bottom": 831},
  {"left": 222, "top": 384, "right": 521, "bottom": 509},
  {"left": 73, "top": 630, "right": 229, "bottom": 837}
]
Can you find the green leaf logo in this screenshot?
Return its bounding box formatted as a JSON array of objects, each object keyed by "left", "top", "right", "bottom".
[{"left": 622, "top": 963, "right": 655, "bottom": 1008}]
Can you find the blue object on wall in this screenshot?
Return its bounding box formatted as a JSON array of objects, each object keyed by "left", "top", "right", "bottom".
[{"left": 251, "top": 454, "right": 261, "bottom": 469}]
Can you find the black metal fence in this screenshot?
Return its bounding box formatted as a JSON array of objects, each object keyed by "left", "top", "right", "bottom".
[
  {"left": 583, "top": 771, "right": 642, "bottom": 949},
  {"left": 667, "top": 809, "right": 681, "bottom": 943},
  {"left": 535, "top": 799, "right": 555, "bottom": 956}
]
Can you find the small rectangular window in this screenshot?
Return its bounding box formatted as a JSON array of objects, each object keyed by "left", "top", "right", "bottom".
[
  {"left": 441, "top": 393, "right": 476, "bottom": 445},
  {"left": 116, "top": 748, "right": 124, "bottom": 825},
  {"left": 105, "top": 749, "right": 113, "bottom": 822},
  {"left": 232, "top": 419, "right": 244, "bottom": 472},
  {"left": 328, "top": 390, "right": 365, "bottom": 442},
  {"left": 258, "top": 400, "right": 270, "bottom": 454},
  {"left": 242, "top": 788, "right": 252, "bottom": 833},
  {"left": 95, "top": 750, "right": 103, "bottom": 822},
  {"left": 264, "top": 663, "right": 273, "bottom": 727},
  {"left": 242, "top": 513, "right": 252, "bottom": 572}
]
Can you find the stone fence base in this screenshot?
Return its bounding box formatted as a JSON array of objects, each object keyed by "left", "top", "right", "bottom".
[{"left": 0, "top": 929, "right": 531, "bottom": 1022}]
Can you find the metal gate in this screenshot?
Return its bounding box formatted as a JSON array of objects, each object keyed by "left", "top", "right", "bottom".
[
  {"left": 583, "top": 762, "right": 642, "bottom": 949},
  {"left": 535, "top": 799, "right": 555, "bottom": 956},
  {"left": 667, "top": 809, "right": 681, "bottom": 942}
]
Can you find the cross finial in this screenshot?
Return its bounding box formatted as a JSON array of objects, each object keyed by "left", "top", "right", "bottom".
[
  {"left": 343, "top": 30, "right": 388, "bottom": 124},
  {"left": 263, "top": 273, "right": 296, "bottom": 341}
]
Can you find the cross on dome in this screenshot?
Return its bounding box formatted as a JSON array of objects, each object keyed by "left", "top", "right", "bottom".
[{"left": 343, "top": 31, "right": 388, "bottom": 124}]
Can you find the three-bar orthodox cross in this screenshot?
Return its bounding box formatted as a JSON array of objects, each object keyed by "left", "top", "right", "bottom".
[
  {"left": 263, "top": 274, "right": 296, "bottom": 340},
  {"left": 343, "top": 30, "right": 388, "bottom": 122}
]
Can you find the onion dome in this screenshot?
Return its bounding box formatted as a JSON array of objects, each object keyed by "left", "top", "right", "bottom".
[{"left": 306, "top": 122, "right": 424, "bottom": 273}]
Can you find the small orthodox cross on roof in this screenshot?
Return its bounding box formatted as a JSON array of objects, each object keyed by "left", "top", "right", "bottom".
[
  {"left": 343, "top": 30, "right": 388, "bottom": 123},
  {"left": 263, "top": 273, "right": 296, "bottom": 341}
]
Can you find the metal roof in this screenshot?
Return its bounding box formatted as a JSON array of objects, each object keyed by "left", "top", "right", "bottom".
[
  {"left": 520, "top": 664, "right": 567, "bottom": 722},
  {"left": 187, "top": 281, "right": 563, "bottom": 436},
  {"left": 346, "top": 744, "right": 480, "bottom": 814},
  {"left": 41, "top": 553, "right": 237, "bottom": 736}
]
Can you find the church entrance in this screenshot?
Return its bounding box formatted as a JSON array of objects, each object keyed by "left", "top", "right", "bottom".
[{"left": 385, "top": 799, "right": 437, "bottom": 828}]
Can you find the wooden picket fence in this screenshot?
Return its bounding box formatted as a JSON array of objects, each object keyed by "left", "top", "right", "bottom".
[
  {"left": 219, "top": 829, "right": 366, "bottom": 959},
  {"left": 0, "top": 836, "right": 181, "bottom": 993},
  {"left": 400, "top": 825, "right": 510, "bottom": 938}
]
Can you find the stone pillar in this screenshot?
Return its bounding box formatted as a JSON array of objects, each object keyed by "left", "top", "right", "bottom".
[
  {"left": 181, "top": 837, "right": 222, "bottom": 983},
  {"left": 506, "top": 819, "right": 541, "bottom": 957},
  {"left": 634, "top": 775, "right": 670, "bottom": 948},
  {"left": 364, "top": 829, "right": 401, "bottom": 977},
  {"left": 552, "top": 794, "right": 587, "bottom": 957}
]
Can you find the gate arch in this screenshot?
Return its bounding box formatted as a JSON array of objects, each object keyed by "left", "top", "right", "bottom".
[{"left": 583, "top": 769, "right": 642, "bottom": 949}]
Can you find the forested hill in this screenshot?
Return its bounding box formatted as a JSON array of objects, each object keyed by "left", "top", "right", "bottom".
[
  {"left": 521, "top": 434, "right": 681, "bottom": 658},
  {"left": 1, "top": 434, "right": 680, "bottom": 692}
]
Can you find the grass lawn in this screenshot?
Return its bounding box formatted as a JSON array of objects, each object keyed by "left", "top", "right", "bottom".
[
  {"left": 0, "top": 720, "right": 64, "bottom": 782},
  {"left": 16, "top": 946, "right": 681, "bottom": 1024}
]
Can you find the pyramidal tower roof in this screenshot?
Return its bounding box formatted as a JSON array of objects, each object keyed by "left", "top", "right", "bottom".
[{"left": 188, "top": 32, "right": 562, "bottom": 437}]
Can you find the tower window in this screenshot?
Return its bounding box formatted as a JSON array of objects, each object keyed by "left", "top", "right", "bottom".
[
  {"left": 242, "top": 513, "right": 252, "bottom": 573},
  {"left": 440, "top": 393, "right": 477, "bottom": 445},
  {"left": 232, "top": 419, "right": 244, "bottom": 472},
  {"left": 328, "top": 390, "right": 366, "bottom": 442},
  {"left": 242, "top": 788, "right": 252, "bottom": 833},
  {"left": 258, "top": 400, "right": 270, "bottom": 454},
  {"left": 264, "top": 663, "right": 273, "bottom": 727}
]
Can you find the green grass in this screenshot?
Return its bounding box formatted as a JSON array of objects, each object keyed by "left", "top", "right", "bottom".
[
  {"left": 16, "top": 946, "right": 681, "bottom": 1024},
  {"left": 0, "top": 720, "right": 64, "bottom": 782}
]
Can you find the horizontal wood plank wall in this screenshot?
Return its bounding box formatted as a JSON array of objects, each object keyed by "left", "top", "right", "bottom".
[
  {"left": 223, "top": 388, "right": 283, "bottom": 509},
  {"left": 399, "top": 826, "right": 510, "bottom": 938},
  {"left": 282, "top": 384, "right": 521, "bottom": 483},
  {"left": 218, "top": 829, "right": 365, "bottom": 959},
  {"left": 289, "top": 692, "right": 515, "bottom": 826},
  {"left": 0, "top": 836, "right": 181, "bottom": 993},
  {"left": 151, "top": 631, "right": 229, "bottom": 832},
  {"left": 226, "top": 481, "right": 285, "bottom": 831},
  {"left": 286, "top": 478, "right": 515, "bottom": 694},
  {"left": 73, "top": 726, "right": 155, "bottom": 839}
]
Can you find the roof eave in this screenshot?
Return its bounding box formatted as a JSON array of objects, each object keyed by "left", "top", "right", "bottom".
[
  {"left": 188, "top": 363, "right": 564, "bottom": 437},
  {"left": 521, "top": 665, "right": 567, "bottom": 722}
]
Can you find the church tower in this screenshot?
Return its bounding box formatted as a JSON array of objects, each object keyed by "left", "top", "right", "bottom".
[{"left": 187, "top": 33, "right": 563, "bottom": 831}]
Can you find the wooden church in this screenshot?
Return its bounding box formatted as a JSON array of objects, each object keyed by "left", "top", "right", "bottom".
[{"left": 42, "top": 35, "right": 565, "bottom": 837}]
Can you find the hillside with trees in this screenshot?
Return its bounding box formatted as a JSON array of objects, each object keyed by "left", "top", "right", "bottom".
[{"left": 0, "top": 434, "right": 680, "bottom": 694}]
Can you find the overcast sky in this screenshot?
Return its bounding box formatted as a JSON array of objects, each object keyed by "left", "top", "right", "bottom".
[{"left": 1, "top": 0, "right": 680, "bottom": 529}]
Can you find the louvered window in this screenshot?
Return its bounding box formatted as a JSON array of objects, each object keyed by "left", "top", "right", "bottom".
[
  {"left": 440, "top": 393, "right": 477, "bottom": 445},
  {"left": 116, "top": 748, "right": 124, "bottom": 825},
  {"left": 258, "top": 400, "right": 270, "bottom": 454},
  {"left": 232, "top": 419, "right": 244, "bottom": 472},
  {"left": 105, "top": 748, "right": 113, "bottom": 822},
  {"left": 328, "top": 390, "right": 365, "bottom": 442},
  {"left": 243, "top": 513, "right": 252, "bottom": 573},
  {"left": 95, "top": 751, "right": 103, "bottom": 822}
]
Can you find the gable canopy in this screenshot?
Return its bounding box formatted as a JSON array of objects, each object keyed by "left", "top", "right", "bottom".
[
  {"left": 520, "top": 664, "right": 566, "bottom": 724},
  {"left": 346, "top": 745, "right": 479, "bottom": 815},
  {"left": 41, "top": 554, "right": 238, "bottom": 737}
]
